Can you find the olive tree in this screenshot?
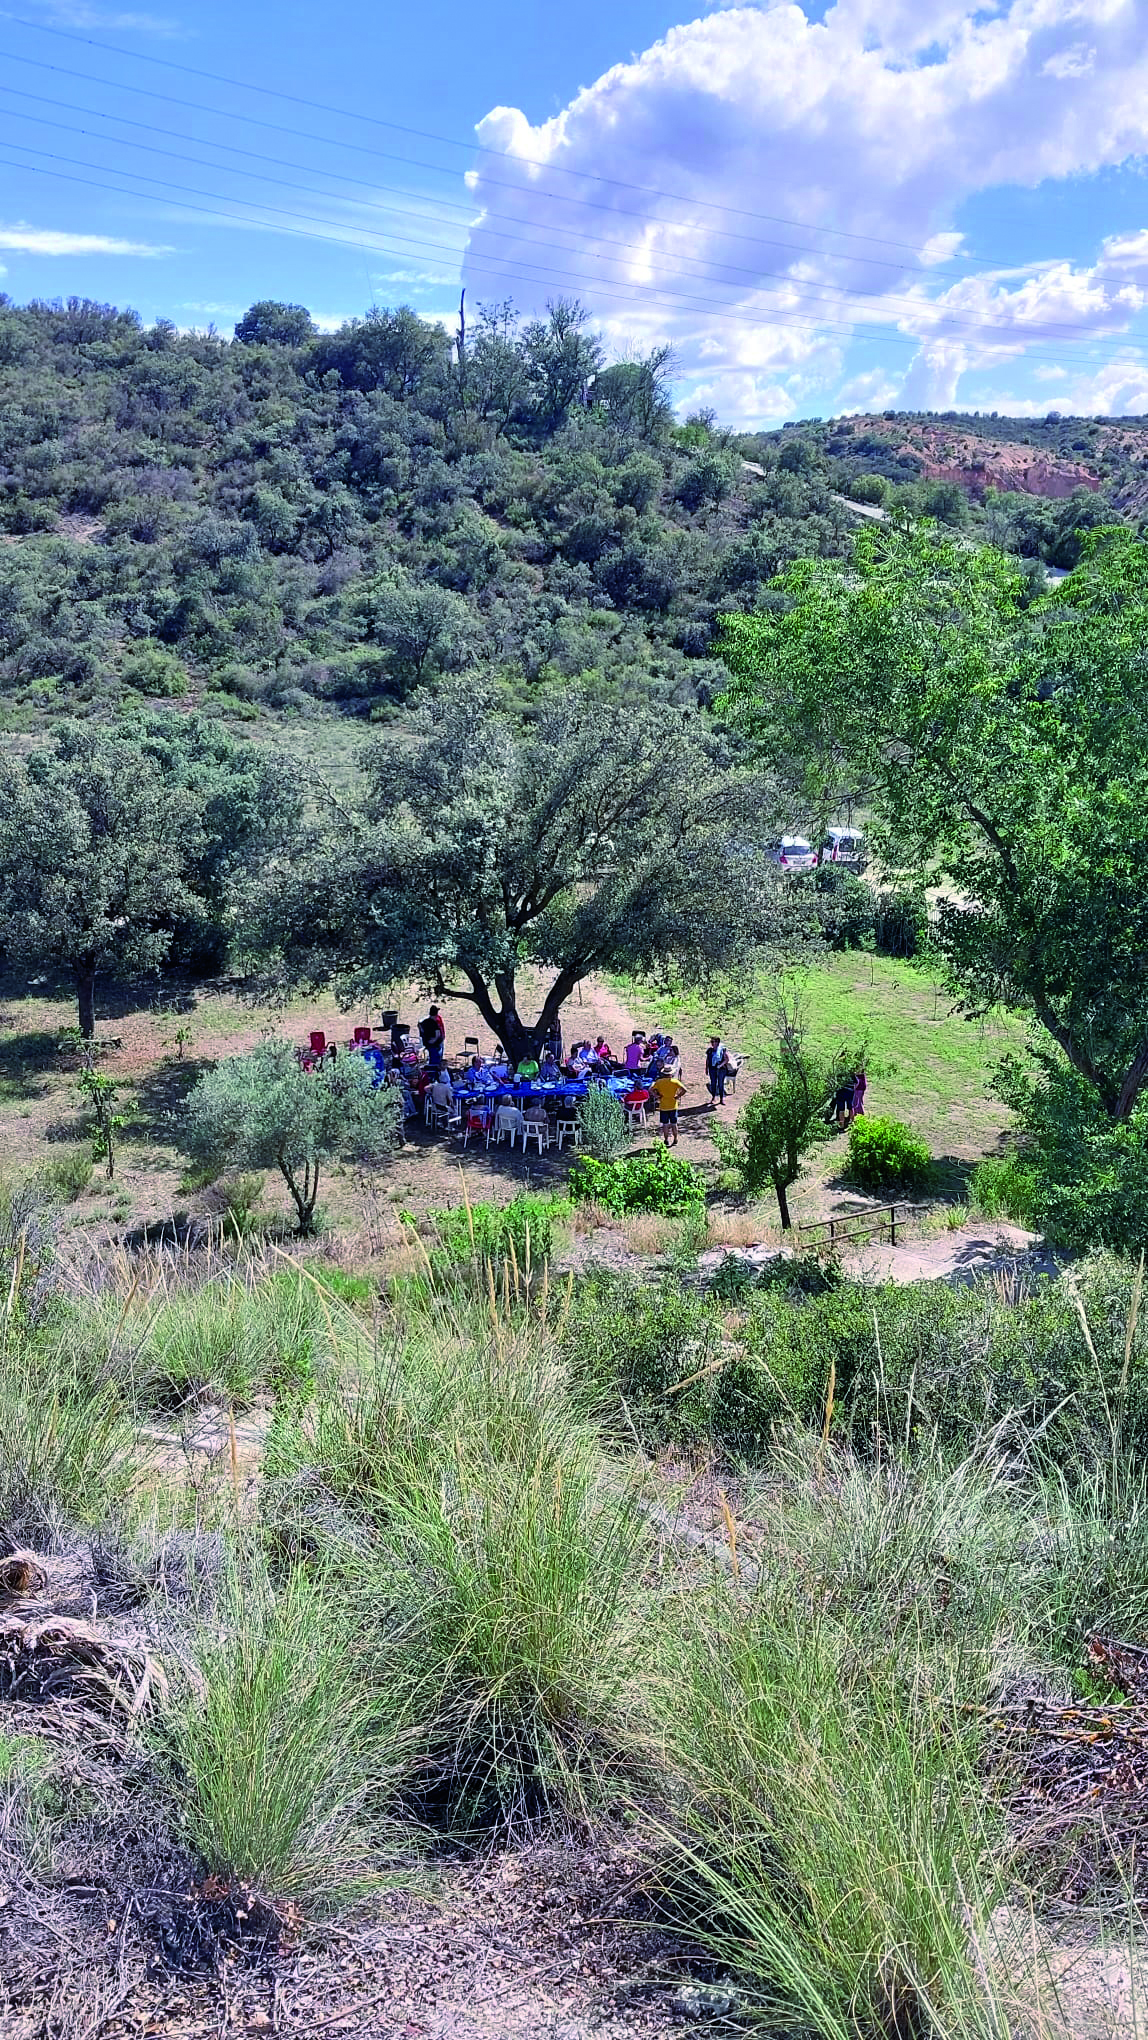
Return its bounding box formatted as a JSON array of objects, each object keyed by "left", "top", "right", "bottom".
[
  {"left": 183, "top": 1040, "right": 401, "bottom": 1233},
  {"left": 247, "top": 682, "right": 806, "bottom": 1067}
]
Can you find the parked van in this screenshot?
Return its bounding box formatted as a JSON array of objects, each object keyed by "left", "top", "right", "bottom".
[{"left": 820, "top": 827, "right": 867, "bottom": 873}]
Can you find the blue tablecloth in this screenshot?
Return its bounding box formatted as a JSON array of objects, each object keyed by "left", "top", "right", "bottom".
[{"left": 451, "top": 1077, "right": 630, "bottom": 1107}]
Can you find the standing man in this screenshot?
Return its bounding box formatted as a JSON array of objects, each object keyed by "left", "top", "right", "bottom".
[
  {"left": 650, "top": 1066, "right": 686, "bottom": 1147},
  {"left": 705, "top": 1034, "right": 729, "bottom": 1108},
  {"left": 420, "top": 1003, "right": 446, "bottom": 1071}
]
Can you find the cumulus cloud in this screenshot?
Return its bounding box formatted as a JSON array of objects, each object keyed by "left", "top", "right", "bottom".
[
  {"left": 462, "top": 0, "right": 1148, "bottom": 421},
  {"left": 0, "top": 224, "right": 170, "bottom": 256}
]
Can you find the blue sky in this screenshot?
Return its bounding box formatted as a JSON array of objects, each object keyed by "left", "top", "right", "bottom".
[{"left": 2, "top": 0, "right": 1147, "bottom": 423}]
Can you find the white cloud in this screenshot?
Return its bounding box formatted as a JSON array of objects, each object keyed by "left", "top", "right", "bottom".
[
  {"left": 463, "top": 0, "right": 1148, "bottom": 422},
  {"left": 0, "top": 224, "right": 170, "bottom": 257}
]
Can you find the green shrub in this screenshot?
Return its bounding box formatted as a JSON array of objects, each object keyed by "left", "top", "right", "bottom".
[
  {"left": 846, "top": 1115, "right": 931, "bottom": 1193},
  {"left": 120, "top": 644, "right": 189, "bottom": 696},
  {"left": 39, "top": 1147, "right": 93, "bottom": 1202},
  {"left": 561, "top": 1268, "right": 721, "bottom": 1440},
  {"left": 576, "top": 1084, "right": 629, "bottom": 1162},
  {"left": 970, "top": 1153, "right": 1039, "bottom": 1226},
  {"left": 570, "top": 1145, "right": 705, "bottom": 1217},
  {"left": 427, "top": 1194, "right": 559, "bottom": 1276}
]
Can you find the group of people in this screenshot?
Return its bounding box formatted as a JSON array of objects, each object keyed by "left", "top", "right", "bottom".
[
  {"left": 310, "top": 1002, "right": 740, "bottom": 1153},
  {"left": 826, "top": 1068, "right": 868, "bottom": 1128}
]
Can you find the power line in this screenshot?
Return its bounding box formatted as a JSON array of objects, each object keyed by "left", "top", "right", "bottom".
[
  {"left": 2, "top": 13, "right": 983, "bottom": 265},
  {"left": 0, "top": 42, "right": 982, "bottom": 287},
  {"left": 3, "top": 140, "right": 1144, "bottom": 377},
  {"left": 2, "top": 90, "right": 1130, "bottom": 351}
]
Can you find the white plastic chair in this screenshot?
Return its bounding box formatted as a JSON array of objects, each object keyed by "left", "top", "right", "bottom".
[
  {"left": 625, "top": 1101, "right": 648, "bottom": 1129},
  {"left": 493, "top": 1107, "right": 524, "bottom": 1149},
  {"left": 555, "top": 1115, "right": 581, "bottom": 1151},
  {"left": 522, "top": 1115, "right": 550, "bottom": 1157}
]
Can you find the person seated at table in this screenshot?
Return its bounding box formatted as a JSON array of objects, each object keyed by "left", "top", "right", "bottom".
[
  {"left": 661, "top": 1039, "right": 683, "bottom": 1079},
  {"left": 539, "top": 1049, "right": 561, "bottom": 1083},
  {"left": 460, "top": 1055, "right": 486, "bottom": 1088},
  {"left": 593, "top": 1035, "right": 613, "bottom": 1065},
  {"left": 429, "top": 1074, "right": 454, "bottom": 1114},
  {"left": 516, "top": 1053, "right": 540, "bottom": 1080},
  {"left": 565, "top": 1041, "right": 590, "bottom": 1075}
]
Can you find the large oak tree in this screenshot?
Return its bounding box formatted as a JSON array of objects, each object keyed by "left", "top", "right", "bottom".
[{"left": 246, "top": 682, "right": 800, "bottom": 1064}]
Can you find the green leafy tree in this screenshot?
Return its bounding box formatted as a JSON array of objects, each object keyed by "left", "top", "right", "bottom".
[
  {"left": 359, "top": 578, "right": 473, "bottom": 695},
  {"left": 234, "top": 301, "right": 316, "bottom": 347},
  {"left": 183, "top": 1040, "right": 401, "bottom": 1233},
  {"left": 247, "top": 682, "right": 800, "bottom": 1068},
  {"left": 712, "top": 1003, "right": 840, "bottom": 1228},
  {"left": 720, "top": 526, "right": 1148, "bottom": 1129},
  {"left": 0, "top": 725, "right": 204, "bottom": 1038}
]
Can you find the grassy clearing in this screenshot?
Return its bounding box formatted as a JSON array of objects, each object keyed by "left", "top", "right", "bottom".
[{"left": 619, "top": 950, "right": 1027, "bottom": 1182}]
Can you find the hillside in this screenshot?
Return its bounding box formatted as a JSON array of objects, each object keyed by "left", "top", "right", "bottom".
[
  {"left": 740, "top": 407, "right": 1148, "bottom": 563},
  {"left": 0, "top": 294, "right": 857, "bottom": 735}
]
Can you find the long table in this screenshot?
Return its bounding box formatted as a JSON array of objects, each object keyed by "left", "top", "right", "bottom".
[{"left": 450, "top": 1076, "right": 631, "bottom": 1107}]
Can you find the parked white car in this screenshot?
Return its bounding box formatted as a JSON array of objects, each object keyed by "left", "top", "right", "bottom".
[
  {"left": 820, "top": 827, "right": 867, "bottom": 873},
  {"left": 770, "top": 835, "right": 819, "bottom": 871}
]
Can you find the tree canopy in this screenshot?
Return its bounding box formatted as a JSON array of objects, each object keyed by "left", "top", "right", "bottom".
[
  {"left": 720, "top": 525, "right": 1148, "bottom": 1126},
  {"left": 0, "top": 717, "right": 301, "bottom": 1032},
  {"left": 246, "top": 682, "right": 802, "bottom": 1064}
]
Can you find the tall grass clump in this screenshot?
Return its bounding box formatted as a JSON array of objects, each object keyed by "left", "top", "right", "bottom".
[
  {"left": 654, "top": 1445, "right": 1020, "bottom": 2037},
  {"left": 161, "top": 1558, "right": 395, "bottom": 1907},
  {"left": 141, "top": 1267, "right": 322, "bottom": 1408},
  {"left": 265, "top": 1287, "right": 650, "bottom": 1836}
]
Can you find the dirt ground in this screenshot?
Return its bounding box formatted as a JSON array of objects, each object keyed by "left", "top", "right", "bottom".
[{"left": 1, "top": 960, "right": 996, "bottom": 1258}]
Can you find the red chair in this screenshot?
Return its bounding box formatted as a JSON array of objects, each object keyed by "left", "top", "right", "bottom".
[
  {"left": 462, "top": 1106, "right": 492, "bottom": 1149},
  {"left": 353, "top": 1026, "right": 372, "bottom": 1044},
  {"left": 309, "top": 1030, "right": 327, "bottom": 1056}
]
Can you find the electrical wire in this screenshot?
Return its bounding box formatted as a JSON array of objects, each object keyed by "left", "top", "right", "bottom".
[
  {"left": 3, "top": 138, "right": 1143, "bottom": 376},
  {"left": 1, "top": 11, "right": 985, "bottom": 260},
  {"left": 2, "top": 89, "right": 1128, "bottom": 350}
]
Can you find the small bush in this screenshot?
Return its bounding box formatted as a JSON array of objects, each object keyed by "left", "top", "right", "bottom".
[
  {"left": 39, "top": 1148, "right": 93, "bottom": 1202},
  {"left": 120, "top": 644, "right": 189, "bottom": 697},
  {"left": 846, "top": 1116, "right": 931, "bottom": 1194},
  {"left": 577, "top": 1084, "right": 629, "bottom": 1162},
  {"left": 571, "top": 1146, "right": 705, "bottom": 1217},
  {"left": 970, "top": 1153, "right": 1039, "bottom": 1226},
  {"left": 427, "top": 1194, "right": 559, "bottom": 1276},
  {"left": 561, "top": 1268, "right": 721, "bottom": 1440}
]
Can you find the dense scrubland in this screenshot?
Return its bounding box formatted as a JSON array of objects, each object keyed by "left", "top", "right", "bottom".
[{"left": 5, "top": 290, "right": 1148, "bottom": 2035}]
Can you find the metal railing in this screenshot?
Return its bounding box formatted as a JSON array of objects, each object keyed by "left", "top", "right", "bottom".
[{"left": 796, "top": 1201, "right": 931, "bottom": 1250}]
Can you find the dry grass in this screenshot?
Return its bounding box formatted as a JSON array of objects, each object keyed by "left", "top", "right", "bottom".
[
  {"left": 621, "top": 1213, "right": 680, "bottom": 1256},
  {"left": 706, "top": 1206, "right": 772, "bottom": 1249}
]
